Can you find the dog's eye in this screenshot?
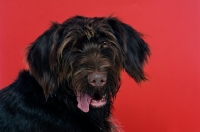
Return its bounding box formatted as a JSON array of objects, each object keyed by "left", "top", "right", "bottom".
[{"left": 100, "top": 41, "right": 108, "bottom": 49}]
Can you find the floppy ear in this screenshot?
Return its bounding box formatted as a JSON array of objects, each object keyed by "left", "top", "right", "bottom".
[
  {"left": 26, "top": 23, "right": 66, "bottom": 98},
  {"left": 107, "top": 18, "right": 150, "bottom": 83}
]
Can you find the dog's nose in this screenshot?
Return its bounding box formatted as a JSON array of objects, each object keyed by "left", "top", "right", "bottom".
[{"left": 88, "top": 72, "right": 107, "bottom": 87}]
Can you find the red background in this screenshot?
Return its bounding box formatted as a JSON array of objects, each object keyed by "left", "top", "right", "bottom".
[{"left": 0, "top": 0, "right": 200, "bottom": 131}]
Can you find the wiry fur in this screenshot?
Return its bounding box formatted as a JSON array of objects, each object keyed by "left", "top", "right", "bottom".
[{"left": 0, "top": 16, "right": 150, "bottom": 132}]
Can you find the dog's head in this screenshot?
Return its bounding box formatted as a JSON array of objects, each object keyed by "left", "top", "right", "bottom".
[{"left": 26, "top": 16, "right": 150, "bottom": 113}]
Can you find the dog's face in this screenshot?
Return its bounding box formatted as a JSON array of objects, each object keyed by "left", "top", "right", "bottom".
[
  {"left": 64, "top": 29, "right": 123, "bottom": 112},
  {"left": 26, "top": 16, "right": 150, "bottom": 113}
]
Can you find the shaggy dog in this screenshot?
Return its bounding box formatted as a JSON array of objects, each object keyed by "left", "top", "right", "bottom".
[{"left": 0, "top": 16, "right": 150, "bottom": 132}]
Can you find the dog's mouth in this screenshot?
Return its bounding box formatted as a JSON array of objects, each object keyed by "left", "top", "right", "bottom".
[{"left": 77, "top": 92, "right": 107, "bottom": 113}]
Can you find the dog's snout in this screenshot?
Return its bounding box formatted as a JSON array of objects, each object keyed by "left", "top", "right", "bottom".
[{"left": 88, "top": 72, "right": 107, "bottom": 87}]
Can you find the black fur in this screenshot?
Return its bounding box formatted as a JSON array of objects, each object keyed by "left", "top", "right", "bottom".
[{"left": 0, "top": 16, "right": 150, "bottom": 132}]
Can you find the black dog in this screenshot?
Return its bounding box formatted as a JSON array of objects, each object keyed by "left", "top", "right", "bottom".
[{"left": 0, "top": 16, "right": 150, "bottom": 132}]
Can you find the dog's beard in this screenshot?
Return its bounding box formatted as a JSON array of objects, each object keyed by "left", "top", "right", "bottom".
[{"left": 87, "top": 98, "right": 113, "bottom": 123}]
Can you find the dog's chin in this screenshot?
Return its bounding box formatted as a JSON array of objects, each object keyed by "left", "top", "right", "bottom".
[{"left": 76, "top": 91, "right": 107, "bottom": 113}]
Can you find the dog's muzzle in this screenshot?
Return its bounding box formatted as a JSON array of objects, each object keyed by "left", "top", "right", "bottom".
[{"left": 77, "top": 72, "right": 107, "bottom": 113}]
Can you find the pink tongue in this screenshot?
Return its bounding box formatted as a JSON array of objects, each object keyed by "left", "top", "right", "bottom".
[{"left": 77, "top": 92, "right": 92, "bottom": 113}]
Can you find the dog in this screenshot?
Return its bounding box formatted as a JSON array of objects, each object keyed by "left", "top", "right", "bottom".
[{"left": 0, "top": 16, "right": 150, "bottom": 132}]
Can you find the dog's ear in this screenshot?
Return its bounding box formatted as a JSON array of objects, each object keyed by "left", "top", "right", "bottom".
[
  {"left": 107, "top": 17, "right": 150, "bottom": 83},
  {"left": 26, "top": 23, "right": 66, "bottom": 98}
]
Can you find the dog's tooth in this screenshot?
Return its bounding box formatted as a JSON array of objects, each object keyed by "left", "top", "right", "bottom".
[
  {"left": 92, "top": 99, "right": 97, "bottom": 102},
  {"left": 100, "top": 98, "right": 105, "bottom": 102}
]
